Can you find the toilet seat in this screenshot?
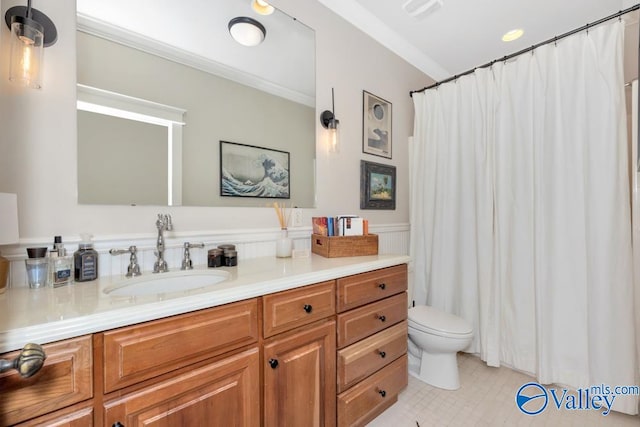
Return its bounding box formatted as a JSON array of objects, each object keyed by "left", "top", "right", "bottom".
[{"left": 408, "top": 305, "right": 472, "bottom": 338}]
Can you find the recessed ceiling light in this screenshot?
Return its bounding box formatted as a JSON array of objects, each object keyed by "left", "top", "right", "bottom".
[
  {"left": 252, "top": 0, "right": 274, "bottom": 16},
  {"left": 502, "top": 29, "right": 524, "bottom": 42}
]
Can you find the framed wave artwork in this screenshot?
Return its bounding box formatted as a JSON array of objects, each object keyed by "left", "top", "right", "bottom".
[{"left": 220, "top": 141, "right": 290, "bottom": 199}]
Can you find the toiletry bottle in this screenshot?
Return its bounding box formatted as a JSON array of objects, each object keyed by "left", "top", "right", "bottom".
[
  {"left": 74, "top": 234, "right": 98, "bottom": 282},
  {"left": 48, "top": 236, "right": 73, "bottom": 287}
]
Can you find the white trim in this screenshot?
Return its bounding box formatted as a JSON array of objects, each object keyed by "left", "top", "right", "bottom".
[
  {"left": 76, "top": 13, "right": 315, "bottom": 108},
  {"left": 77, "top": 84, "right": 186, "bottom": 125}
]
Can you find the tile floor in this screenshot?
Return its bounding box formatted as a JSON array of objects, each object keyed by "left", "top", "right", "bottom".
[{"left": 368, "top": 353, "right": 640, "bottom": 426}]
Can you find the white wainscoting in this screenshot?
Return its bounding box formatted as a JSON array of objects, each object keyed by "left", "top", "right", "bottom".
[{"left": 5, "top": 223, "right": 410, "bottom": 289}]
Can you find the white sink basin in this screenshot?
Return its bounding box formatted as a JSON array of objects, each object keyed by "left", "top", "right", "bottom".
[{"left": 103, "top": 270, "right": 230, "bottom": 296}]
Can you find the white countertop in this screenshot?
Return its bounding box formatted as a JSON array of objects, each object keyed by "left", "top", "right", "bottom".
[{"left": 0, "top": 254, "right": 410, "bottom": 353}]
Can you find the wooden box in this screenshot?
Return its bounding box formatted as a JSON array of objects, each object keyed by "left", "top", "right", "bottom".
[{"left": 311, "top": 234, "right": 378, "bottom": 258}]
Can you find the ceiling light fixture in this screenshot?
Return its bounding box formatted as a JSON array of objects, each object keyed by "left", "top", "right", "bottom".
[
  {"left": 4, "top": 0, "right": 58, "bottom": 89},
  {"left": 229, "top": 17, "right": 266, "bottom": 47},
  {"left": 502, "top": 29, "right": 524, "bottom": 42},
  {"left": 252, "top": 0, "right": 275, "bottom": 16}
]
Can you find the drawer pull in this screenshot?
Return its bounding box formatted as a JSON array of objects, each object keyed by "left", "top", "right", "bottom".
[
  {"left": 377, "top": 314, "right": 386, "bottom": 322},
  {"left": 268, "top": 358, "right": 279, "bottom": 369},
  {"left": 113, "top": 423, "right": 125, "bottom": 427},
  {"left": 303, "top": 304, "right": 313, "bottom": 313},
  {"left": 378, "top": 350, "right": 386, "bottom": 358},
  {"left": 0, "top": 343, "right": 46, "bottom": 378},
  {"left": 378, "top": 389, "right": 387, "bottom": 397},
  {"left": 378, "top": 283, "right": 386, "bottom": 290}
]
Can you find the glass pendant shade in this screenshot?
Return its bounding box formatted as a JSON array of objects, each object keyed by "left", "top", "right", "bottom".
[
  {"left": 8, "top": 16, "right": 44, "bottom": 89},
  {"left": 327, "top": 118, "right": 340, "bottom": 153}
]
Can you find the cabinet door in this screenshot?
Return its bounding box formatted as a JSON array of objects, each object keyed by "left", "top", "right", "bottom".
[
  {"left": 104, "top": 348, "right": 259, "bottom": 427},
  {"left": 263, "top": 320, "right": 336, "bottom": 427}
]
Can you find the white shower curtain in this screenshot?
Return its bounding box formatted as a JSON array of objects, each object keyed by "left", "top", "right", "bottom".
[{"left": 410, "top": 21, "right": 639, "bottom": 415}]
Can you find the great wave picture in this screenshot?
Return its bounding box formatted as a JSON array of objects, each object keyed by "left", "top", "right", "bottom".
[{"left": 220, "top": 141, "right": 290, "bottom": 199}]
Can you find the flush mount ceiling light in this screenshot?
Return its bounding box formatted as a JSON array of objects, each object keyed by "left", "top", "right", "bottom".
[
  {"left": 502, "top": 28, "right": 524, "bottom": 42},
  {"left": 251, "top": 0, "right": 275, "bottom": 16},
  {"left": 4, "top": 0, "right": 58, "bottom": 89},
  {"left": 229, "top": 17, "right": 266, "bottom": 47}
]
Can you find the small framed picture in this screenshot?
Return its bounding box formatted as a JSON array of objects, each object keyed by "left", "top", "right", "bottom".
[
  {"left": 220, "top": 141, "right": 290, "bottom": 199},
  {"left": 360, "top": 160, "right": 396, "bottom": 210},
  {"left": 362, "top": 90, "right": 392, "bottom": 159}
]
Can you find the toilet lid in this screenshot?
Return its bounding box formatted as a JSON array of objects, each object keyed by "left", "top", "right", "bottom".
[{"left": 408, "top": 305, "right": 473, "bottom": 335}]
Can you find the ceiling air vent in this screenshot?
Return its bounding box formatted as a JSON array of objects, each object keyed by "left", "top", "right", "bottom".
[{"left": 402, "top": 0, "right": 443, "bottom": 18}]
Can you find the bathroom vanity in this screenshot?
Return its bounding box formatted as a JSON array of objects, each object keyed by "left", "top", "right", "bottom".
[{"left": 0, "top": 254, "right": 409, "bottom": 426}]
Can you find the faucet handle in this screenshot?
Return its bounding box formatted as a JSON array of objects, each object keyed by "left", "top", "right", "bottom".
[
  {"left": 181, "top": 242, "right": 204, "bottom": 270},
  {"left": 110, "top": 246, "right": 141, "bottom": 277}
]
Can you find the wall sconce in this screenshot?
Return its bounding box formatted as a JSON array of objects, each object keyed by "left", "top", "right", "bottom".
[
  {"left": 0, "top": 193, "right": 19, "bottom": 294},
  {"left": 228, "top": 17, "right": 266, "bottom": 47},
  {"left": 320, "top": 88, "right": 340, "bottom": 153},
  {"left": 4, "top": 0, "right": 58, "bottom": 89}
]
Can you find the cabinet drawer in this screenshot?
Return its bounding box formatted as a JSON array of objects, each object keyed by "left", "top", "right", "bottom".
[
  {"left": 337, "top": 321, "right": 407, "bottom": 393},
  {"left": 337, "top": 293, "right": 407, "bottom": 349},
  {"left": 263, "top": 281, "right": 335, "bottom": 338},
  {"left": 337, "top": 354, "right": 408, "bottom": 427},
  {"left": 0, "top": 336, "right": 93, "bottom": 426},
  {"left": 103, "top": 298, "right": 258, "bottom": 393},
  {"left": 104, "top": 347, "right": 260, "bottom": 427},
  {"left": 17, "top": 404, "right": 93, "bottom": 427},
  {"left": 337, "top": 265, "right": 407, "bottom": 313}
]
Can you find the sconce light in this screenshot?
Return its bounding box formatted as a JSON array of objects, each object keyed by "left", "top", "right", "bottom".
[
  {"left": 4, "top": 0, "right": 57, "bottom": 89},
  {"left": 320, "top": 88, "right": 340, "bottom": 153},
  {"left": 229, "top": 17, "right": 266, "bottom": 47}
]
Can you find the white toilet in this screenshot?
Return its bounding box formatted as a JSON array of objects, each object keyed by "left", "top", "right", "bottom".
[{"left": 407, "top": 305, "right": 473, "bottom": 390}]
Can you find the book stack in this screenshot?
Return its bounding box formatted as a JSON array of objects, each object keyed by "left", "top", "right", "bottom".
[{"left": 312, "top": 215, "right": 369, "bottom": 237}]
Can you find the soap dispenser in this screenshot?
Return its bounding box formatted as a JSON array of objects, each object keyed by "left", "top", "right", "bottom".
[{"left": 74, "top": 234, "right": 98, "bottom": 282}]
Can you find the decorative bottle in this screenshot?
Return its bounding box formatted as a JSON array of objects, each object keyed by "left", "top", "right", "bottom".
[{"left": 275, "top": 228, "right": 293, "bottom": 258}]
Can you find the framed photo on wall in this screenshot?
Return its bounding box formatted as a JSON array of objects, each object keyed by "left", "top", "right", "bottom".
[
  {"left": 220, "top": 141, "right": 290, "bottom": 199},
  {"left": 360, "top": 160, "right": 396, "bottom": 210},
  {"left": 362, "top": 90, "right": 392, "bottom": 159}
]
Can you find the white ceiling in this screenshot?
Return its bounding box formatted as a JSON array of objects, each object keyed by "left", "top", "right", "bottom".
[{"left": 319, "top": 0, "right": 639, "bottom": 82}]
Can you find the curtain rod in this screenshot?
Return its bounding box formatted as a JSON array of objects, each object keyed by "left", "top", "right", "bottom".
[{"left": 410, "top": 4, "right": 640, "bottom": 97}]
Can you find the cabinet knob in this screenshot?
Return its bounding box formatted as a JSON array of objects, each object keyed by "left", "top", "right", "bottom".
[
  {"left": 268, "top": 358, "right": 279, "bottom": 369},
  {"left": 112, "top": 423, "right": 125, "bottom": 427},
  {"left": 378, "top": 283, "right": 386, "bottom": 290},
  {"left": 303, "top": 304, "right": 313, "bottom": 313},
  {"left": 377, "top": 315, "right": 386, "bottom": 322},
  {"left": 378, "top": 389, "right": 387, "bottom": 397},
  {"left": 378, "top": 350, "right": 386, "bottom": 358},
  {"left": 0, "top": 343, "right": 46, "bottom": 378}
]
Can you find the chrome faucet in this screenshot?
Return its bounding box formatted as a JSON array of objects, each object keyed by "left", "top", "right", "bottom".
[{"left": 154, "top": 214, "right": 173, "bottom": 273}]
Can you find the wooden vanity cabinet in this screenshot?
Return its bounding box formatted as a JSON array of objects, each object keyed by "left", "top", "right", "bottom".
[
  {"left": 0, "top": 335, "right": 93, "bottom": 426},
  {"left": 336, "top": 265, "right": 408, "bottom": 427},
  {"left": 262, "top": 281, "right": 337, "bottom": 427}
]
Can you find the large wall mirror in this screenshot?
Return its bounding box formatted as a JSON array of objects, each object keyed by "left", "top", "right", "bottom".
[{"left": 76, "top": 0, "right": 316, "bottom": 207}]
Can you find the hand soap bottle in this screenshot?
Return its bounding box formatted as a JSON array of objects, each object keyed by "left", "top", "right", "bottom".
[
  {"left": 74, "top": 234, "right": 98, "bottom": 282},
  {"left": 48, "top": 236, "right": 73, "bottom": 287}
]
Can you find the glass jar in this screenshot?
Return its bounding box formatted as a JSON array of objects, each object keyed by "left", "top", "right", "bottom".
[
  {"left": 224, "top": 250, "right": 238, "bottom": 267},
  {"left": 275, "top": 228, "right": 293, "bottom": 258},
  {"left": 208, "top": 248, "right": 223, "bottom": 268}
]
